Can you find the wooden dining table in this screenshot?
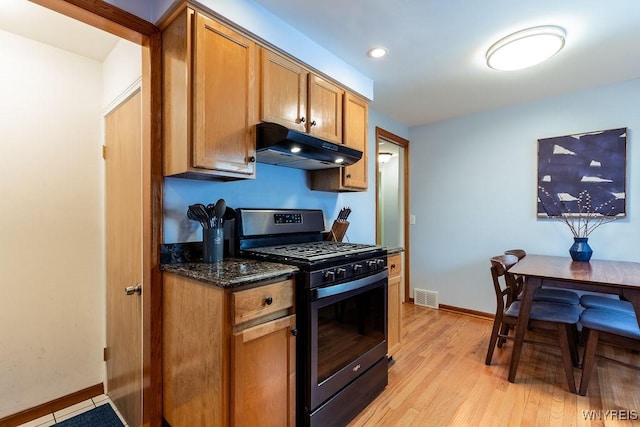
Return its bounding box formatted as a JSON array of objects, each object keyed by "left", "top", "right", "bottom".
[{"left": 507, "top": 254, "right": 640, "bottom": 383}]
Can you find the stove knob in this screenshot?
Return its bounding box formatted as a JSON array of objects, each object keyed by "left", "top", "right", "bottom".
[
  {"left": 336, "top": 268, "right": 346, "bottom": 279},
  {"left": 353, "top": 264, "right": 363, "bottom": 274},
  {"left": 324, "top": 270, "right": 335, "bottom": 281},
  {"left": 367, "top": 260, "right": 377, "bottom": 270},
  {"left": 377, "top": 259, "right": 385, "bottom": 268}
]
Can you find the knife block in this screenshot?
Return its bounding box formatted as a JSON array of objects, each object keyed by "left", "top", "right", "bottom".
[{"left": 327, "top": 220, "right": 349, "bottom": 242}]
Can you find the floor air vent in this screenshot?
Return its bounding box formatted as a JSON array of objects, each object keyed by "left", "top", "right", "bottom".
[{"left": 414, "top": 289, "right": 439, "bottom": 308}]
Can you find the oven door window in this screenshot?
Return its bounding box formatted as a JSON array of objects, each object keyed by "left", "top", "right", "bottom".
[{"left": 314, "top": 280, "right": 386, "bottom": 383}]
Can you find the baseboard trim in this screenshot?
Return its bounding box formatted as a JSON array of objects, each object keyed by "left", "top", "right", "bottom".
[
  {"left": 438, "top": 303, "right": 494, "bottom": 320},
  {"left": 0, "top": 383, "right": 104, "bottom": 427},
  {"left": 409, "top": 297, "right": 494, "bottom": 320}
]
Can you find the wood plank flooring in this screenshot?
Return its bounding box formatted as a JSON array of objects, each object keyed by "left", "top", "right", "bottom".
[{"left": 349, "top": 303, "right": 640, "bottom": 427}]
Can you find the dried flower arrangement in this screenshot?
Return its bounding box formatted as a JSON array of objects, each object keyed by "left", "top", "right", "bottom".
[{"left": 537, "top": 186, "right": 622, "bottom": 238}]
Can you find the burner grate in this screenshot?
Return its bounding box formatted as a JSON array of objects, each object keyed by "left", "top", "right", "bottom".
[{"left": 247, "top": 241, "right": 381, "bottom": 262}]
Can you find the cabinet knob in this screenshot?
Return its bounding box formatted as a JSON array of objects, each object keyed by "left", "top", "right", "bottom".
[
  {"left": 291, "top": 328, "right": 298, "bottom": 337},
  {"left": 248, "top": 156, "right": 256, "bottom": 163},
  {"left": 265, "top": 296, "right": 273, "bottom": 305},
  {"left": 299, "top": 117, "right": 306, "bottom": 123},
  {"left": 391, "top": 263, "right": 396, "bottom": 269},
  {"left": 346, "top": 174, "right": 352, "bottom": 179},
  {"left": 310, "top": 120, "right": 317, "bottom": 127}
]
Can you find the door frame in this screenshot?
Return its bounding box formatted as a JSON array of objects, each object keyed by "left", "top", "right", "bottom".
[
  {"left": 31, "top": 1, "right": 163, "bottom": 426},
  {"left": 375, "top": 127, "right": 411, "bottom": 302}
]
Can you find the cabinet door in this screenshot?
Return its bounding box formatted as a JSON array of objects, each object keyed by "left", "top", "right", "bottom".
[
  {"left": 387, "top": 274, "right": 402, "bottom": 357},
  {"left": 232, "top": 314, "right": 296, "bottom": 427},
  {"left": 308, "top": 74, "right": 343, "bottom": 144},
  {"left": 261, "top": 50, "right": 307, "bottom": 132},
  {"left": 342, "top": 92, "right": 368, "bottom": 190},
  {"left": 193, "top": 12, "right": 257, "bottom": 176}
]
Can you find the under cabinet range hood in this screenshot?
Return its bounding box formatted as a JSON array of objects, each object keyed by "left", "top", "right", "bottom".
[{"left": 255, "top": 122, "right": 363, "bottom": 170}]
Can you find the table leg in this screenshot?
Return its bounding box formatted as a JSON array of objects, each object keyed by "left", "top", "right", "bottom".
[{"left": 508, "top": 277, "right": 542, "bottom": 383}]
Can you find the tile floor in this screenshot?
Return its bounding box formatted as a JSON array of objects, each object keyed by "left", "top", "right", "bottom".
[{"left": 17, "top": 394, "right": 128, "bottom": 427}]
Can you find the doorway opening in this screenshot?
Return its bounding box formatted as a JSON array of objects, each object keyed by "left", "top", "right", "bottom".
[{"left": 375, "top": 127, "right": 410, "bottom": 302}]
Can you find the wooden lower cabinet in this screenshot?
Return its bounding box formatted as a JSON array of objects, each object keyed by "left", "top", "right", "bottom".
[
  {"left": 163, "top": 273, "right": 296, "bottom": 426},
  {"left": 232, "top": 315, "right": 296, "bottom": 427},
  {"left": 387, "top": 254, "right": 403, "bottom": 357}
]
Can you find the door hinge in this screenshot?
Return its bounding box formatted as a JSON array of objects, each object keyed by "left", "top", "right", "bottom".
[
  {"left": 103, "top": 347, "right": 109, "bottom": 361},
  {"left": 102, "top": 145, "right": 107, "bottom": 159}
]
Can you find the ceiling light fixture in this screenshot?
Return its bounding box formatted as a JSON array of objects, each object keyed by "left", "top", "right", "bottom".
[
  {"left": 486, "top": 25, "right": 566, "bottom": 71},
  {"left": 378, "top": 152, "right": 393, "bottom": 163},
  {"left": 367, "top": 47, "right": 387, "bottom": 58}
]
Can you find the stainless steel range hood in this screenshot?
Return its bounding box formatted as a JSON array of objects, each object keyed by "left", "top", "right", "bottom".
[{"left": 255, "top": 122, "right": 363, "bottom": 170}]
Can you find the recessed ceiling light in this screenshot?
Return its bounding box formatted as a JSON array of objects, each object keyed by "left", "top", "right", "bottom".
[
  {"left": 486, "top": 25, "right": 566, "bottom": 71},
  {"left": 367, "top": 47, "right": 387, "bottom": 58},
  {"left": 290, "top": 146, "right": 301, "bottom": 153}
]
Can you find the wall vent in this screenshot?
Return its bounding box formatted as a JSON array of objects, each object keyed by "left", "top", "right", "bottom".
[{"left": 414, "top": 289, "right": 439, "bottom": 309}]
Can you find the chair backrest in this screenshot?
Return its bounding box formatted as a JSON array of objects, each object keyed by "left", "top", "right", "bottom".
[
  {"left": 505, "top": 249, "right": 527, "bottom": 260},
  {"left": 490, "top": 254, "right": 519, "bottom": 314},
  {"left": 504, "top": 249, "right": 527, "bottom": 299}
]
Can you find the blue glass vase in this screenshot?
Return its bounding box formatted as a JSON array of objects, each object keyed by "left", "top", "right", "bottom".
[{"left": 569, "top": 237, "right": 593, "bottom": 262}]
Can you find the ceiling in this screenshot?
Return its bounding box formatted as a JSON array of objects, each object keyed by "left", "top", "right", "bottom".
[
  {"left": 3, "top": 1, "right": 640, "bottom": 128},
  {"left": 0, "top": 0, "right": 119, "bottom": 62},
  {"left": 251, "top": 0, "right": 640, "bottom": 127}
]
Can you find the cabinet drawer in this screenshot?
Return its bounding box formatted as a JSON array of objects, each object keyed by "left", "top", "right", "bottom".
[
  {"left": 232, "top": 279, "right": 294, "bottom": 326},
  {"left": 388, "top": 254, "right": 402, "bottom": 278}
]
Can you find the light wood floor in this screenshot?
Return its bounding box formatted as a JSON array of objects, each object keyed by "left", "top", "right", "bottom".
[{"left": 349, "top": 303, "right": 640, "bottom": 427}]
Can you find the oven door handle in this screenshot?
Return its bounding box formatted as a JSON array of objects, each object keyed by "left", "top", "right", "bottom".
[{"left": 313, "top": 269, "right": 388, "bottom": 300}]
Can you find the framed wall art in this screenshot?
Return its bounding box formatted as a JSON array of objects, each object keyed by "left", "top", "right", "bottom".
[{"left": 537, "top": 127, "right": 627, "bottom": 218}]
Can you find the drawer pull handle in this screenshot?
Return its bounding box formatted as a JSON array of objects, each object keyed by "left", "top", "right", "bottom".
[{"left": 265, "top": 296, "right": 273, "bottom": 305}]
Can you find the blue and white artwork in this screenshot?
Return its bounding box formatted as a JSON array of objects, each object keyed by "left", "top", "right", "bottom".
[{"left": 537, "top": 127, "right": 627, "bottom": 217}]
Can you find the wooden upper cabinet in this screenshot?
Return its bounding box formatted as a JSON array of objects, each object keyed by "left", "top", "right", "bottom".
[
  {"left": 342, "top": 92, "right": 368, "bottom": 189},
  {"left": 308, "top": 74, "right": 343, "bottom": 144},
  {"left": 309, "top": 91, "right": 368, "bottom": 192},
  {"left": 163, "top": 8, "right": 258, "bottom": 180},
  {"left": 261, "top": 50, "right": 343, "bottom": 144},
  {"left": 261, "top": 50, "right": 307, "bottom": 132}
]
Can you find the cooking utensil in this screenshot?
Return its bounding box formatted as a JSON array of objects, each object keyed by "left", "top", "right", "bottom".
[
  {"left": 188, "top": 203, "right": 211, "bottom": 229},
  {"left": 206, "top": 203, "right": 217, "bottom": 228},
  {"left": 214, "top": 199, "right": 226, "bottom": 229}
]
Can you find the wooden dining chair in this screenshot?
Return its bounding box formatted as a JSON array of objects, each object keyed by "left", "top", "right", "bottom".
[
  {"left": 486, "top": 254, "right": 580, "bottom": 393},
  {"left": 505, "top": 249, "right": 580, "bottom": 305},
  {"left": 578, "top": 307, "right": 640, "bottom": 395}
]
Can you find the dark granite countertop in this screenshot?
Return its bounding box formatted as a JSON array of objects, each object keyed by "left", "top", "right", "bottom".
[
  {"left": 386, "top": 246, "right": 405, "bottom": 255},
  {"left": 161, "top": 258, "right": 299, "bottom": 288}
]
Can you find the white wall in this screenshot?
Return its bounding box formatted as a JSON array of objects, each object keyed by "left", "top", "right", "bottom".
[
  {"left": 102, "top": 40, "right": 142, "bottom": 111},
  {"left": 408, "top": 79, "right": 640, "bottom": 314},
  {"left": 0, "top": 30, "right": 105, "bottom": 417}
]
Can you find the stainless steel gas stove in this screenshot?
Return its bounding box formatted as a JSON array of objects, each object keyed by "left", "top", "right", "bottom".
[{"left": 236, "top": 208, "right": 389, "bottom": 427}]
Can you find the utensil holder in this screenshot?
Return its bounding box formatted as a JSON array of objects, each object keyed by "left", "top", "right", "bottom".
[{"left": 203, "top": 228, "right": 224, "bottom": 263}]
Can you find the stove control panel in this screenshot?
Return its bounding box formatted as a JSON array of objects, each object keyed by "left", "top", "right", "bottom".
[
  {"left": 311, "top": 256, "right": 388, "bottom": 288},
  {"left": 273, "top": 213, "right": 303, "bottom": 224}
]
